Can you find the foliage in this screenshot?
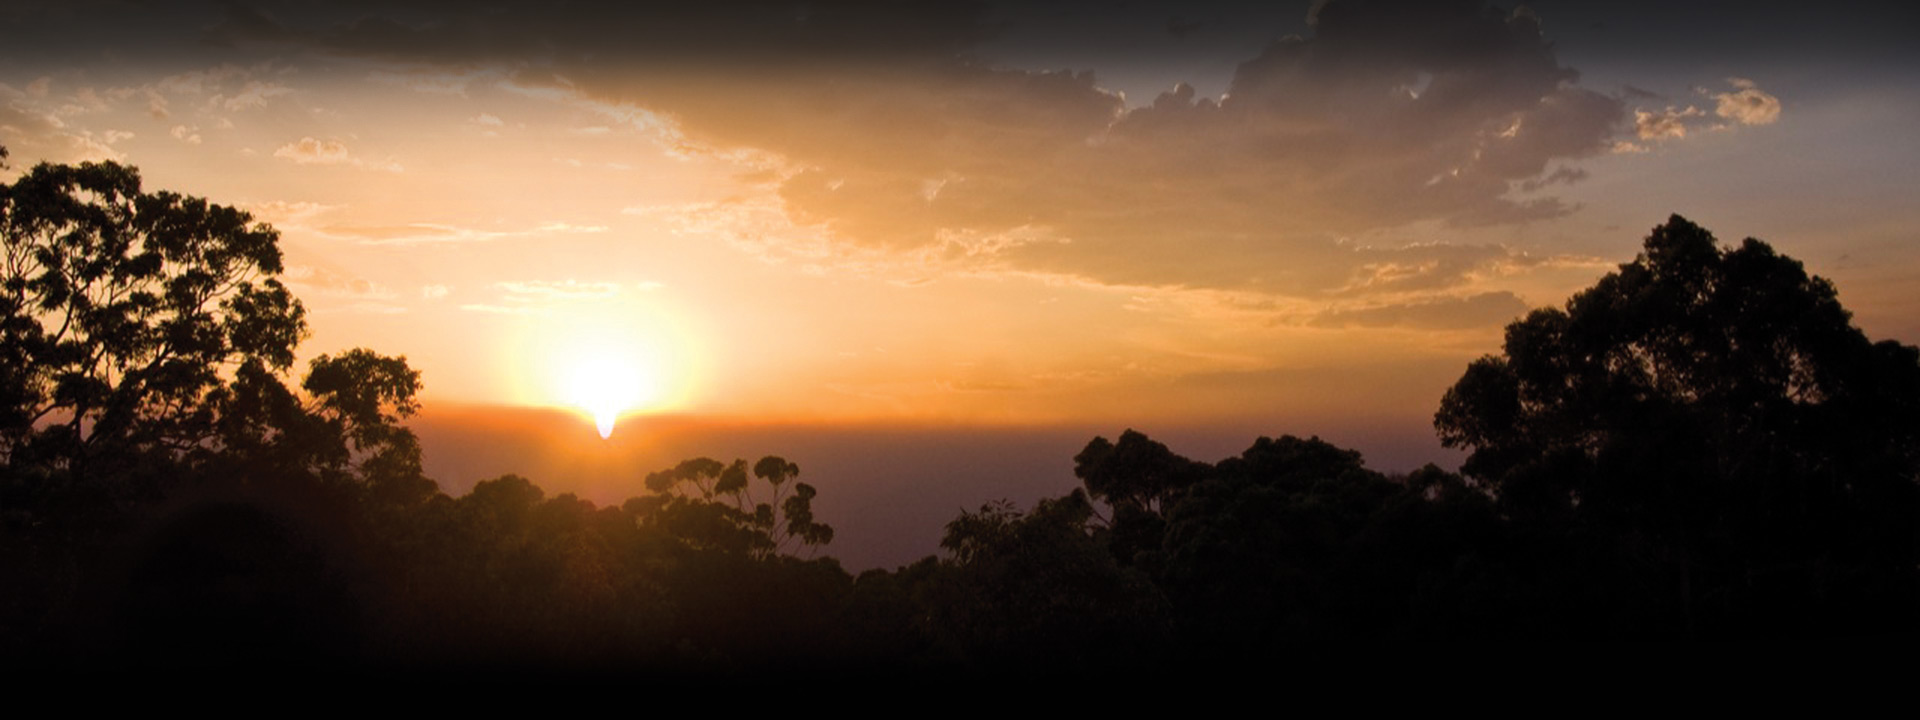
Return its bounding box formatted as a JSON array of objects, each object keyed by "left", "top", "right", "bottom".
[
  {"left": 634, "top": 455, "right": 835, "bottom": 558},
  {"left": 1434, "top": 215, "right": 1919, "bottom": 636},
  {"left": 0, "top": 157, "right": 302, "bottom": 475},
  {"left": 1073, "top": 429, "right": 1207, "bottom": 514},
  {"left": 934, "top": 489, "right": 1170, "bottom": 671},
  {"left": 11, "top": 144, "right": 1916, "bottom": 668},
  {"left": 0, "top": 152, "right": 428, "bottom": 504}
]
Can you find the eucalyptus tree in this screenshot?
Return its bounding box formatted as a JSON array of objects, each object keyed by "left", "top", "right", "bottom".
[
  {"left": 1435, "top": 215, "right": 1919, "bottom": 636},
  {"left": 0, "top": 150, "right": 426, "bottom": 503}
]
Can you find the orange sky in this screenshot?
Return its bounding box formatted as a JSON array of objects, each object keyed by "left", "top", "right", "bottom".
[{"left": 6, "top": 0, "right": 1919, "bottom": 567}]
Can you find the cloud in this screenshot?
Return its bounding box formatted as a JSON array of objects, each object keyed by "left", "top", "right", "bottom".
[
  {"left": 1629, "top": 78, "right": 1782, "bottom": 141},
  {"left": 241, "top": 199, "right": 338, "bottom": 227},
  {"left": 285, "top": 265, "right": 393, "bottom": 297},
  {"left": 284, "top": 265, "right": 406, "bottom": 313},
  {"left": 207, "top": 1, "right": 1648, "bottom": 299},
  {"left": 272, "top": 136, "right": 349, "bottom": 163},
  {"left": 1636, "top": 105, "right": 1705, "bottom": 140},
  {"left": 1713, "top": 77, "right": 1780, "bottom": 126},
  {"left": 496, "top": 280, "right": 622, "bottom": 300},
  {"left": 461, "top": 279, "right": 623, "bottom": 314},
  {"left": 313, "top": 219, "right": 604, "bottom": 245},
  {"left": 217, "top": 79, "right": 293, "bottom": 111},
  {"left": 625, "top": 1, "right": 1622, "bottom": 294},
  {"left": 272, "top": 137, "right": 404, "bottom": 172},
  {"left": 0, "top": 100, "right": 124, "bottom": 163},
  {"left": 1310, "top": 291, "right": 1529, "bottom": 330}
]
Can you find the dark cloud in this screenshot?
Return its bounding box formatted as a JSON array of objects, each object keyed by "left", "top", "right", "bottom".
[
  {"left": 206, "top": 1, "right": 998, "bottom": 68},
  {"left": 16, "top": 0, "right": 1639, "bottom": 299},
  {"left": 578, "top": 0, "right": 1627, "bottom": 295}
]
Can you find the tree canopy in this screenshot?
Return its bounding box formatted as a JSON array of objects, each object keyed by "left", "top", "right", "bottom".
[
  {"left": 634, "top": 455, "right": 835, "bottom": 558},
  {"left": 1, "top": 158, "right": 302, "bottom": 471},
  {"left": 7, "top": 143, "right": 1915, "bottom": 668},
  {"left": 0, "top": 151, "right": 428, "bottom": 507},
  {"left": 1434, "top": 214, "right": 1919, "bottom": 635}
]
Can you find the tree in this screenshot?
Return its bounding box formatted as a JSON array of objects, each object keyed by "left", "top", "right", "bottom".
[
  {"left": 0, "top": 151, "right": 427, "bottom": 501},
  {"left": 934, "top": 490, "right": 1170, "bottom": 671},
  {"left": 2, "top": 155, "right": 299, "bottom": 473},
  {"left": 632, "top": 455, "right": 834, "bottom": 558},
  {"left": 1434, "top": 215, "right": 1919, "bottom": 636},
  {"left": 0, "top": 149, "right": 435, "bottom": 662}
]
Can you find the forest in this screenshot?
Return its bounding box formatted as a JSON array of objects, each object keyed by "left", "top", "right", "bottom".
[{"left": 3, "top": 149, "right": 1915, "bottom": 675}]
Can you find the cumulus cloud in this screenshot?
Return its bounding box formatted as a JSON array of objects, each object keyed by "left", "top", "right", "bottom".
[
  {"left": 273, "top": 137, "right": 404, "bottom": 172},
  {"left": 1713, "top": 77, "right": 1780, "bottom": 126},
  {"left": 1636, "top": 105, "right": 1706, "bottom": 140},
  {"left": 628, "top": 1, "right": 1621, "bottom": 296},
  {"left": 208, "top": 1, "right": 1679, "bottom": 305},
  {"left": 1629, "top": 77, "right": 1781, "bottom": 142}
]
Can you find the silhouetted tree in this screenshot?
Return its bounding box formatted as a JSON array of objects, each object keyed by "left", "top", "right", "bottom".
[
  {"left": 0, "top": 149, "right": 433, "bottom": 664},
  {"left": 0, "top": 153, "right": 429, "bottom": 501},
  {"left": 2, "top": 156, "right": 301, "bottom": 486},
  {"left": 1073, "top": 429, "right": 1209, "bottom": 567},
  {"left": 634, "top": 455, "right": 834, "bottom": 558},
  {"left": 934, "top": 490, "right": 1169, "bottom": 673},
  {"left": 1435, "top": 215, "right": 1920, "bottom": 637}
]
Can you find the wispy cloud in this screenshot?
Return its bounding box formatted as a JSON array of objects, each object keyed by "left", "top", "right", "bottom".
[
  {"left": 217, "top": 79, "right": 292, "bottom": 111},
  {"left": 460, "top": 279, "right": 624, "bottom": 315},
  {"left": 1310, "top": 292, "right": 1530, "bottom": 330},
  {"left": 312, "top": 220, "right": 605, "bottom": 246},
  {"left": 283, "top": 265, "right": 407, "bottom": 314},
  {"left": 273, "top": 137, "right": 404, "bottom": 172}
]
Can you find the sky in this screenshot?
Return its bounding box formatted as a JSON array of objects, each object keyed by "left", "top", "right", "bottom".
[{"left": 5, "top": 0, "right": 1918, "bottom": 568}]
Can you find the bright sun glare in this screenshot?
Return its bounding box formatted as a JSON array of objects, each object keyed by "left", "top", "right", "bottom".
[
  {"left": 562, "top": 351, "right": 661, "bottom": 438},
  {"left": 519, "top": 303, "right": 693, "bottom": 439}
]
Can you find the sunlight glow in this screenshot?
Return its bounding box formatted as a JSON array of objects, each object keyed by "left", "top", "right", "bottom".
[
  {"left": 563, "top": 352, "right": 658, "bottom": 438},
  {"left": 506, "top": 298, "right": 700, "bottom": 439}
]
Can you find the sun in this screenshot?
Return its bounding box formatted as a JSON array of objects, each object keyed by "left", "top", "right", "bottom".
[
  {"left": 561, "top": 351, "right": 660, "bottom": 438},
  {"left": 513, "top": 301, "right": 696, "bottom": 439}
]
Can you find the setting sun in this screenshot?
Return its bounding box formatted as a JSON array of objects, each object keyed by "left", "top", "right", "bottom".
[
  {"left": 502, "top": 299, "right": 697, "bottom": 438},
  {"left": 4, "top": 0, "right": 1918, "bottom": 669},
  {"left": 562, "top": 352, "right": 658, "bottom": 438}
]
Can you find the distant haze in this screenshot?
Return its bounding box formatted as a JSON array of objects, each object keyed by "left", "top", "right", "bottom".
[{"left": 412, "top": 406, "right": 1460, "bottom": 570}]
